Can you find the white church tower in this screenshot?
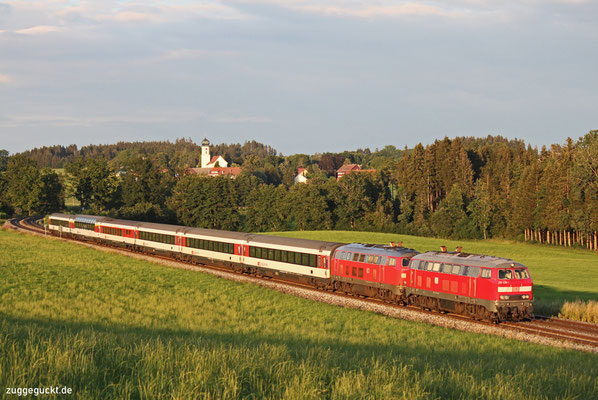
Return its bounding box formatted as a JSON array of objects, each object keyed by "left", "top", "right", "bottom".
[{"left": 201, "top": 138, "right": 211, "bottom": 168}]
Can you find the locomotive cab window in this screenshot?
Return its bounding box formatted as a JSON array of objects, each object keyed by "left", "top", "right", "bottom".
[
  {"left": 514, "top": 269, "right": 529, "bottom": 279},
  {"left": 498, "top": 269, "right": 513, "bottom": 280},
  {"left": 402, "top": 258, "right": 409, "bottom": 267},
  {"left": 388, "top": 258, "right": 396, "bottom": 267}
]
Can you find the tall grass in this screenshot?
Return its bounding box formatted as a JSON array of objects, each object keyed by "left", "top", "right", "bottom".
[
  {"left": 559, "top": 301, "right": 598, "bottom": 324},
  {"left": 0, "top": 230, "right": 597, "bottom": 398}
]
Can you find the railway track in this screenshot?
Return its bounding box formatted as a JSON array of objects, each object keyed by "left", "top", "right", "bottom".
[{"left": 9, "top": 217, "right": 598, "bottom": 353}]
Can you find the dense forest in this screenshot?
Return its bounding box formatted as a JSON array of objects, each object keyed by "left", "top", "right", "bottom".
[{"left": 1, "top": 132, "right": 596, "bottom": 250}]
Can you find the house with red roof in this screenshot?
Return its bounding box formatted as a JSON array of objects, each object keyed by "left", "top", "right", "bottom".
[
  {"left": 336, "top": 164, "right": 376, "bottom": 180},
  {"left": 294, "top": 167, "right": 308, "bottom": 184},
  {"left": 208, "top": 167, "right": 243, "bottom": 178}
]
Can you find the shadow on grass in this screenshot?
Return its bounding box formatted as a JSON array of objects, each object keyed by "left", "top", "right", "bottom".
[
  {"left": 533, "top": 284, "right": 598, "bottom": 315},
  {"left": 1, "top": 311, "right": 595, "bottom": 374}
]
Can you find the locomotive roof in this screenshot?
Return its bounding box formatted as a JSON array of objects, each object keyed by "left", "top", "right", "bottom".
[
  {"left": 335, "top": 243, "right": 420, "bottom": 257},
  {"left": 413, "top": 251, "right": 525, "bottom": 269}
]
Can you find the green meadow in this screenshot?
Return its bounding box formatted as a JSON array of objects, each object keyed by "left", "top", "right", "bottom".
[
  {"left": 0, "top": 229, "right": 597, "bottom": 399},
  {"left": 269, "top": 231, "right": 598, "bottom": 318}
]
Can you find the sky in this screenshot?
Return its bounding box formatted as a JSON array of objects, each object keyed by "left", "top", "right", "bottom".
[{"left": 0, "top": 0, "right": 596, "bottom": 155}]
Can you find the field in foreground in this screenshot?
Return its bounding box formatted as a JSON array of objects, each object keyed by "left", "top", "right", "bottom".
[
  {"left": 1, "top": 230, "right": 597, "bottom": 399},
  {"left": 270, "top": 231, "right": 598, "bottom": 319}
]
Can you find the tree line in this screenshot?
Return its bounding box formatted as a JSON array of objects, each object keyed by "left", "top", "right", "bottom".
[{"left": 1, "top": 133, "right": 596, "bottom": 250}]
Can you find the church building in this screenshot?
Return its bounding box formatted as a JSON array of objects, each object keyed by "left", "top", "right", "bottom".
[{"left": 201, "top": 138, "right": 229, "bottom": 168}]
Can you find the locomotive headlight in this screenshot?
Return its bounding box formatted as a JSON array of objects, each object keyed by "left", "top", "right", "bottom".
[
  {"left": 522, "top": 295, "right": 529, "bottom": 299},
  {"left": 500, "top": 295, "right": 509, "bottom": 300}
]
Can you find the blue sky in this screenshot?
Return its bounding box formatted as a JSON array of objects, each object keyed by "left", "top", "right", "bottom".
[{"left": 0, "top": 0, "right": 596, "bottom": 155}]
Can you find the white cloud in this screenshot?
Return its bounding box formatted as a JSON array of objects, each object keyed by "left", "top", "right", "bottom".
[
  {"left": 0, "top": 110, "right": 271, "bottom": 128},
  {"left": 14, "top": 25, "right": 65, "bottom": 35},
  {"left": 299, "top": 3, "right": 454, "bottom": 18},
  {"left": 162, "top": 48, "right": 238, "bottom": 60},
  {"left": 96, "top": 11, "right": 163, "bottom": 23}
]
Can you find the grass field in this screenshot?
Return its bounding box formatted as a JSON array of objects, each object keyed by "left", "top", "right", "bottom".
[
  {"left": 0, "top": 229, "right": 597, "bottom": 399},
  {"left": 268, "top": 231, "right": 598, "bottom": 319}
]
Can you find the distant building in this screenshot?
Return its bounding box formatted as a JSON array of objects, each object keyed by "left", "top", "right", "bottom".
[
  {"left": 200, "top": 138, "right": 229, "bottom": 168},
  {"left": 190, "top": 137, "right": 239, "bottom": 178},
  {"left": 294, "top": 167, "right": 308, "bottom": 184},
  {"left": 186, "top": 167, "right": 212, "bottom": 177},
  {"left": 208, "top": 167, "right": 242, "bottom": 178},
  {"left": 205, "top": 155, "right": 228, "bottom": 169},
  {"left": 336, "top": 164, "right": 375, "bottom": 180}
]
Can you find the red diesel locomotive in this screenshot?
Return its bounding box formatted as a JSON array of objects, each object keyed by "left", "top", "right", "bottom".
[{"left": 48, "top": 213, "right": 533, "bottom": 322}]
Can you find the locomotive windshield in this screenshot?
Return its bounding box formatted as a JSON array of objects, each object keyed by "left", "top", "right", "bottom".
[
  {"left": 498, "top": 269, "right": 513, "bottom": 280},
  {"left": 514, "top": 269, "right": 529, "bottom": 279}
]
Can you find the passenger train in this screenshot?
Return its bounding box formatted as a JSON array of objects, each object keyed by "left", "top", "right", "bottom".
[{"left": 48, "top": 213, "right": 534, "bottom": 322}]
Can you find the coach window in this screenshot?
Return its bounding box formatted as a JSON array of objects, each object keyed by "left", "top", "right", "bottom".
[
  {"left": 358, "top": 268, "right": 364, "bottom": 278},
  {"left": 410, "top": 260, "right": 419, "bottom": 269},
  {"left": 358, "top": 254, "right": 365, "bottom": 263},
  {"left": 352, "top": 267, "right": 357, "bottom": 276},
  {"left": 301, "top": 253, "right": 308, "bottom": 266},
  {"left": 467, "top": 266, "right": 480, "bottom": 278},
  {"left": 309, "top": 254, "right": 317, "bottom": 267},
  {"left": 432, "top": 263, "right": 441, "bottom": 272},
  {"left": 352, "top": 253, "right": 359, "bottom": 262},
  {"left": 452, "top": 265, "right": 461, "bottom": 275},
  {"left": 366, "top": 255, "right": 374, "bottom": 263},
  {"left": 481, "top": 268, "right": 492, "bottom": 279},
  {"left": 388, "top": 258, "right": 397, "bottom": 267},
  {"left": 294, "top": 252, "right": 301, "bottom": 265},
  {"left": 345, "top": 265, "right": 350, "bottom": 275}
]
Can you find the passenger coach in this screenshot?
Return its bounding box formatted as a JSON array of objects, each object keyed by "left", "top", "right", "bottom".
[{"left": 48, "top": 213, "right": 343, "bottom": 286}]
